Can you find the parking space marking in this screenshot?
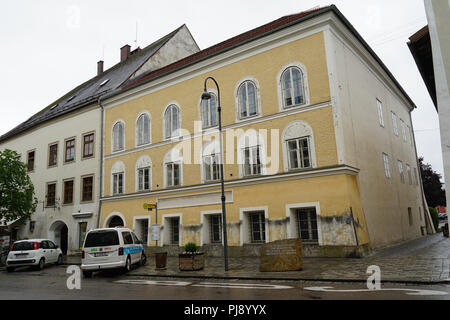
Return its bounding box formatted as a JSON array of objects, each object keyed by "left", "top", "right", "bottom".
[
  {"left": 304, "top": 286, "right": 448, "bottom": 296},
  {"left": 115, "top": 279, "right": 192, "bottom": 286}
]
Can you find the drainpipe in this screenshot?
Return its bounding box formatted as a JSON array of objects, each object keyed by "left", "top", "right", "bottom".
[{"left": 96, "top": 97, "right": 105, "bottom": 229}]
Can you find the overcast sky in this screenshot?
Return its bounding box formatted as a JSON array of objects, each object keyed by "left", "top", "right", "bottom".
[{"left": 0, "top": 0, "right": 443, "bottom": 179}]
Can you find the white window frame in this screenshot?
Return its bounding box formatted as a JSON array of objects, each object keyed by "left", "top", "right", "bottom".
[
  {"left": 282, "top": 121, "right": 317, "bottom": 172},
  {"left": 239, "top": 206, "right": 269, "bottom": 245},
  {"left": 286, "top": 137, "right": 312, "bottom": 171},
  {"left": 135, "top": 155, "right": 152, "bottom": 192},
  {"left": 237, "top": 130, "right": 267, "bottom": 178},
  {"left": 400, "top": 119, "right": 407, "bottom": 142},
  {"left": 163, "top": 103, "right": 181, "bottom": 139},
  {"left": 376, "top": 99, "right": 384, "bottom": 127},
  {"left": 200, "top": 92, "right": 218, "bottom": 129},
  {"left": 112, "top": 172, "right": 124, "bottom": 195},
  {"left": 135, "top": 111, "right": 151, "bottom": 147},
  {"left": 406, "top": 164, "right": 412, "bottom": 185},
  {"left": 162, "top": 213, "right": 182, "bottom": 246},
  {"left": 391, "top": 112, "right": 399, "bottom": 136},
  {"left": 200, "top": 210, "right": 223, "bottom": 246},
  {"left": 286, "top": 202, "right": 323, "bottom": 245},
  {"left": 112, "top": 120, "right": 125, "bottom": 152},
  {"left": 111, "top": 161, "right": 125, "bottom": 195},
  {"left": 235, "top": 78, "right": 262, "bottom": 121},
  {"left": 277, "top": 62, "right": 310, "bottom": 111},
  {"left": 383, "top": 153, "right": 391, "bottom": 179},
  {"left": 398, "top": 160, "right": 405, "bottom": 184}
]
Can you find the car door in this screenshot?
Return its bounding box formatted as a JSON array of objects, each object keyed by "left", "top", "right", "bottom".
[
  {"left": 40, "top": 241, "right": 51, "bottom": 263},
  {"left": 121, "top": 231, "right": 137, "bottom": 263},
  {"left": 47, "top": 240, "right": 58, "bottom": 262},
  {"left": 131, "top": 232, "right": 143, "bottom": 262}
]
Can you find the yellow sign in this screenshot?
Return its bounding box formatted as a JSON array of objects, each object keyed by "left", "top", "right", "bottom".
[{"left": 143, "top": 203, "right": 156, "bottom": 210}]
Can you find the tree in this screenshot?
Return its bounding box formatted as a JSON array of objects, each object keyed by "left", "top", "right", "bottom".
[
  {"left": 419, "top": 157, "right": 446, "bottom": 207},
  {"left": 0, "top": 149, "right": 38, "bottom": 223}
]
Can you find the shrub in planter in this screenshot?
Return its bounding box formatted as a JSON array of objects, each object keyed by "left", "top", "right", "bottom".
[{"left": 179, "top": 242, "right": 204, "bottom": 271}]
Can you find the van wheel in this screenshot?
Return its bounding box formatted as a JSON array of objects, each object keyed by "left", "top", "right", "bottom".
[
  {"left": 83, "top": 271, "right": 92, "bottom": 278},
  {"left": 140, "top": 253, "right": 147, "bottom": 266},
  {"left": 124, "top": 256, "right": 131, "bottom": 273}
]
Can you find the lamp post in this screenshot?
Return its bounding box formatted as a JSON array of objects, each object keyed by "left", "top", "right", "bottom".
[{"left": 201, "top": 77, "right": 229, "bottom": 272}]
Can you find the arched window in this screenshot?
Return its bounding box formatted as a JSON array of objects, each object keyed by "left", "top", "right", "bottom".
[
  {"left": 281, "top": 67, "right": 305, "bottom": 108},
  {"left": 136, "top": 155, "right": 152, "bottom": 192},
  {"left": 282, "top": 121, "right": 316, "bottom": 172},
  {"left": 136, "top": 113, "right": 150, "bottom": 146},
  {"left": 238, "top": 81, "right": 258, "bottom": 119},
  {"left": 201, "top": 93, "right": 218, "bottom": 128},
  {"left": 112, "top": 121, "right": 124, "bottom": 152},
  {"left": 164, "top": 104, "right": 180, "bottom": 139}
]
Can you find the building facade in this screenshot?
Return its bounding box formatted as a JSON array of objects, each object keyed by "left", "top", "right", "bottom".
[
  {"left": 99, "top": 6, "right": 427, "bottom": 257},
  {"left": 0, "top": 25, "right": 199, "bottom": 254}
]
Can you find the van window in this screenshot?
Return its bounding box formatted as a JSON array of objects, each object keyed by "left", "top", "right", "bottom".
[
  {"left": 84, "top": 230, "right": 119, "bottom": 248},
  {"left": 122, "top": 232, "right": 133, "bottom": 245}
]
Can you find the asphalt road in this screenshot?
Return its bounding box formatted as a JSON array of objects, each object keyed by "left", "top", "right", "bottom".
[{"left": 1, "top": 264, "right": 450, "bottom": 301}]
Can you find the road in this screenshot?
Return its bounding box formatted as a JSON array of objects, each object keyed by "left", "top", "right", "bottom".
[{"left": 1, "top": 264, "right": 450, "bottom": 301}]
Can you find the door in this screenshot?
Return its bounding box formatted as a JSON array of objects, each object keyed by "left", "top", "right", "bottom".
[
  {"left": 121, "top": 231, "right": 138, "bottom": 263},
  {"left": 60, "top": 225, "right": 68, "bottom": 255},
  {"left": 131, "top": 232, "right": 143, "bottom": 262},
  {"left": 40, "top": 241, "right": 52, "bottom": 263}
]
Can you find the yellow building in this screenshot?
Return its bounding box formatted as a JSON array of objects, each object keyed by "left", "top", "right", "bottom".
[{"left": 99, "top": 6, "right": 428, "bottom": 257}]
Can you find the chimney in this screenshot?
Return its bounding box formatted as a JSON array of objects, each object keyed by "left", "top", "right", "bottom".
[
  {"left": 97, "top": 60, "right": 104, "bottom": 75},
  {"left": 120, "top": 44, "right": 131, "bottom": 62}
]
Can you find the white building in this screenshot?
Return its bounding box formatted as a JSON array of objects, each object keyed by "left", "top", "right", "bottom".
[{"left": 0, "top": 25, "right": 199, "bottom": 254}]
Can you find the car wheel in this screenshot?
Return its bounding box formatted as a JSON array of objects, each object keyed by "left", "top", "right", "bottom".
[
  {"left": 140, "top": 253, "right": 147, "bottom": 266},
  {"left": 56, "top": 255, "right": 63, "bottom": 265},
  {"left": 6, "top": 267, "right": 15, "bottom": 273},
  {"left": 83, "top": 270, "right": 92, "bottom": 278},
  {"left": 36, "top": 258, "right": 45, "bottom": 270},
  {"left": 124, "top": 256, "right": 131, "bottom": 273}
]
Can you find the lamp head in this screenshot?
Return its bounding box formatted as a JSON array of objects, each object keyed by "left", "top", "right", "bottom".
[{"left": 201, "top": 90, "right": 212, "bottom": 100}]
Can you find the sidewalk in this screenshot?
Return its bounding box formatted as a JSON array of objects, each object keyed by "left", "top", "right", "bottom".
[{"left": 64, "top": 233, "right": 450, "bottom": 284}]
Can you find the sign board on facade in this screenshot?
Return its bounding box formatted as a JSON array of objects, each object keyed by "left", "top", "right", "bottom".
[
  {"left": 151, "top": 224, "right": 161, "bottom": 241},
  {"left": 143, "top": 203, "right": 157, "bottom": 210},
  {"left": 259, "top": 238, "right": 302, "bottom": 272}
]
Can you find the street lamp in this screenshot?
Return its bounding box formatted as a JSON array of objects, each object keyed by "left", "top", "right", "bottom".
[{"left": 201, "top": 77, "right": 229, "bottom": 272}]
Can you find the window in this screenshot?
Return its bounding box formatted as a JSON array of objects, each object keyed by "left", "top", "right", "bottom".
[
  {"left": 137, "top": 167, "right": 151, "bottom": 191},
  {"left": 112, "top": 173, "right": 124, "bottom": 195},
  {"left": 391, "top": 112, "right": 398, "bottom": 136},
  {"left": 122, "top": 231, "right": 133, "bottom": 245},
  {"left": 48, "top": 143, "right": 58, "bottom": 166},
  {"left": 210, "top": 214, "right": 222, "bottom": 244},
  {"left": 287, "top": 137, "right": 311, "bottom": 170},
  {"left": 65, "top": 138, "right": 75, "bottom": 162},
  {"left": 414, "top": 168, "right": 419, "bottom": 186},
  {"left": 281, "top": 67, "right": 305, "bottom": 108},
  {"left": 165, "top": 162, "right": 180, "bottom": 187},
  {"left": 376, "top": 99, "right": 384, "bottom": 127},
  {"left": 400, "top": 120, "right": 407, "bottom": 142},
  {"left": 63, "top": 179, "right": 74, "bottom": 204},
  {"left": 408, "top": 208, "right": 413, "bottom": 226},
  {"left": 46, "top": 183, "right": 56, "bottom": 207},
  {"left": 83, "top": 133, "right": 94, "bottom": 158},
  {"left": 243, "top": 146, "right": 262, "bottom": 176},
  {"left": 164, "top": 105, "right": 180, "bottom": 139},
  {"left": 168, "top": 217, "right": 180, "bottom": 245},
  {"left": 201, "top": 93, "right": 218, "bottom": 128},
  {"left": 408, "top": 126, "right": 413, "bottom": 146},
  {"left": 249, "top": 212, "right": 266, "bottom": 243},
  {"left": 136, "top": 113, "right": 150, "bottom": 146},
  {"left": 203, "top": 153, "right": 220, "bottom": 182},
  {"left": 29, "top": 221, "right": 35, "bottom": 233},
  {"left": 383, "top": 153, "right": 391, "bottom": 179},
  {"left": 406, "top": 164, "right": 412, "bottom": 185},
  {"left": 82, "top": 176, "right": 93, "bottom": 202},
  {"left": 79, "top": 222, "right": 87, "bottom": 250},
  {"left": 27, "top": 151, "right": 35, "bottom": 172},
  {"left": 295, "top": 208, "right": 319, "bottom": 243},
  {"left": 398, "top": 161, "right": 405, "bottom": 184},
  {"left": 112, "top": 121, "right": 124, "bottom": 152},
  {"left": 238, "top": 81, "right": 258, "bottom": 119}
]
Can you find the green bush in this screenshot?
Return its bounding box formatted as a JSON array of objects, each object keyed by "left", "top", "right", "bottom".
[
  {"left": 429, "top": 207, "right": 440, "bottom": 231},
  {"left": 184, "top": 242, "right": 198, "bottom": 254}
]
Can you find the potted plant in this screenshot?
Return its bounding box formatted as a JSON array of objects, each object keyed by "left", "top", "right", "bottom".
[{"left": 179, "top": 242, "right": 204, "bottom": 271}]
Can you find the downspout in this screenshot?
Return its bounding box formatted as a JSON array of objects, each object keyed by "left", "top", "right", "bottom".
[{"left": 96, "top": 96, "right": 105, "bottom": 229}]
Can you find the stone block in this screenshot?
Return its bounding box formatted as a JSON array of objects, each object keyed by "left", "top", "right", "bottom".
[{"left": 259, "top": 239, "right": 302, "bottom": 272}]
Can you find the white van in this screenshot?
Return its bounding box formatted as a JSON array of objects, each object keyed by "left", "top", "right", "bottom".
[{"left": 81, "top": 228, "right": 146, "bottom": 278}]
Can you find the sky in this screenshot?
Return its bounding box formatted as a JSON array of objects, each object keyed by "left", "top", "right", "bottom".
[{"left": 0, "top": 0, "right": 443, "bottom": 180}]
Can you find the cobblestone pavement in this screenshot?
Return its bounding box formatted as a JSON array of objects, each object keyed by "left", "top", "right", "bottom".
[{"left": 59, "top": 233, "right": 450, "bottom": 284}]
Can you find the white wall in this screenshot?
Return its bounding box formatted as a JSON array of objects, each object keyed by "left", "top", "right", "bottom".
[{"left": 0, "top": 105, "right": 101, "bottom": 254}]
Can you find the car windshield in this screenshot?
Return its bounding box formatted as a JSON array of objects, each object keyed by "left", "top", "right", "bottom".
[
  {"left": 11, "top": 241, "right": 35, "bottom": 251},
  {"left": 84, "top": 231, "right": 119, "bottom": 248}
]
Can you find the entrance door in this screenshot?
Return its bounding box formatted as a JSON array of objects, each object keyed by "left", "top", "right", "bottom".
[{"left": 60, "top": 225, "right": 68, "bottom": 255}]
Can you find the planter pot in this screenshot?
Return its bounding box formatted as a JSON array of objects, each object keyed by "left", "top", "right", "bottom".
[
  {"left": 179, "top": 253, "right": 204, "bottom": 271},
  {"left": 155, "top": 252, "right": 168, "bottom": 269},
  {"left": 443, "top": 224, "right": 449, "bottom": 238}
]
